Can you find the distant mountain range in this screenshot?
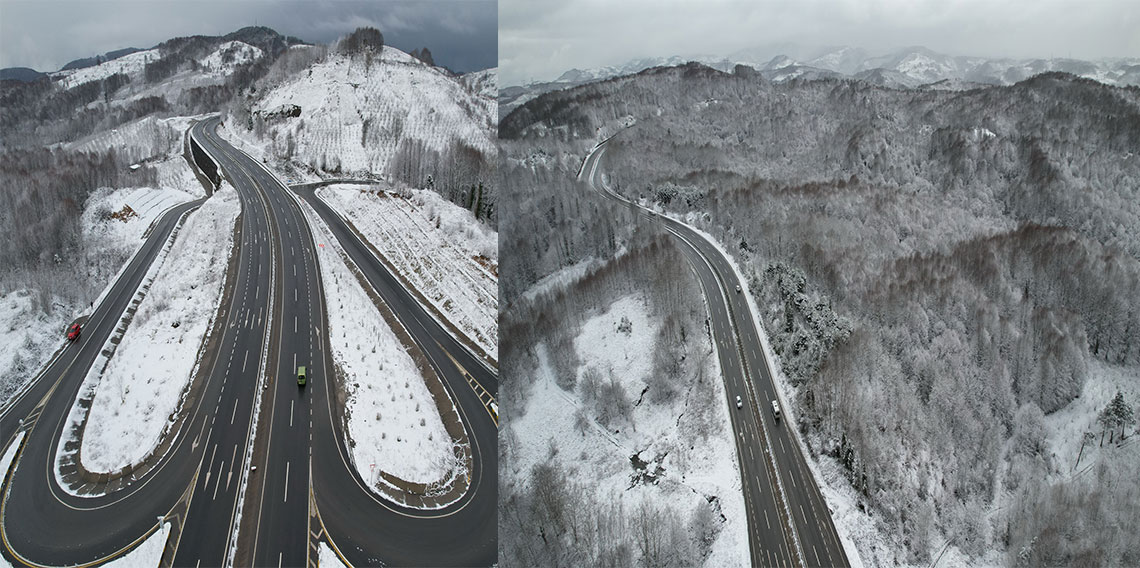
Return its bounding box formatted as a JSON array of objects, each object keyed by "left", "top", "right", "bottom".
[
  {"left": 0, "top": 26, "right": 306, "bottom": 85},
  {"left": 500, "top": 45, "right": 1140, "bottom": 117}
]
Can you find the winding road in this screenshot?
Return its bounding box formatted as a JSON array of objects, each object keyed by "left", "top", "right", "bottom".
[
  {"left": 1, "top": 117, "right": 497, "bottom": 567},
  {"left": 579, "top": 140, "right": 849, "bottom": 568}
]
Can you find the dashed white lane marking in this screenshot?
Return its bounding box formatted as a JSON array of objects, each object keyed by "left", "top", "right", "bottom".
[
  {"left": 226, "top": 444, "right": 238, "bottom": 490},
  {"left": 242, "top": 350, "right": 249, "bottom": 373},
  {"left": 213, "top": 460, "right": 225, "bottom": 500},
  {"left": 231, "top": 399, "right": 239, "bottom": 424},
  {"left": 290, "top": 400, "right": 294, "bottom": 427},
  {"left": 283, "top": 461, "right": 290, "bottom": 503},
  {"left": 204, "top": 443, "right": 217, "bottom": 488}
]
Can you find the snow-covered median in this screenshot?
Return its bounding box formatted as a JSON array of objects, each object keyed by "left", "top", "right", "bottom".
[
  {"left": 317, "top": 185, "right": 497, "bottom": 359},
  {"left": 318, "top": 542, "right": 349, "bottom": 568},
  {"left": 100, "top": 522, "right": 170, "bottom": 568},
  {"left": 75, "top": 188, "right": 239, "bottom": 473},
  {"left": 300, "top": 196, "right": 461, "bottom": 487}
]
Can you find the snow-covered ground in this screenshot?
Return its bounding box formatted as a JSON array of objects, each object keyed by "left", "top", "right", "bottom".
[
  {"left": 100, "top": 522, "right": 170, "bottom": 568},
  {"left": 64, "top": 114, "right": 216, "bottom": 191},
  {"left": 318, "top": 542, "right": 348, "bottom": 568},
  {"left": 683, "top": 211, "right": 1140, "bottom": 567},
  {"left": 229, "top": 46, "right": 494, "bottom": 175},
  {"left": 0, "top": 185, "right": 197, "bottom": 410},
  {"left": 299, "top": 197, "right": 460, "bottom": 486},
  {"left": 0, "top": 431, "right": 26, "bottom": 568},
  {"left": 508, "top": 293, "right": 748, "bottom": 566},
  {"left": 316, "top": 185, "right": 497, "bottom": 358},
  {"left": 54, "top": 48, "right": 161, "bottom": 90},
  {"left": 1, "top": 431, "right": 25, "bottom": 481},
  {"left": 460, "top": 68, "right": 497, "bottom": 100},
  {"left": 74, "top": 188, "right": 238, "bottom": 474},
  {"left": 53, "top": 42, "right": 264, "bottom": 115},
  {"left": 197, "top": 41, "right": 263, "bottom": 76}
]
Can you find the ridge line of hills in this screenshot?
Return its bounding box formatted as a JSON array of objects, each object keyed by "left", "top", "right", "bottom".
[{"left": 500, "top": 45, "right": 1140, "bottom": 117}]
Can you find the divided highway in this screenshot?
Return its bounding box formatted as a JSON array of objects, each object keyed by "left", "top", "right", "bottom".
[
  {"left": 579, "top": 141, "right": 849, "bottom": 568},
  {"left": 198, "top": 118, "right": 498, "bottom": 566},
  {"left": 294, "top": 183, "right": 498, "bottom": 567},
  {"left": 1, "top": 117, "right": 496, "bottom": 567}
]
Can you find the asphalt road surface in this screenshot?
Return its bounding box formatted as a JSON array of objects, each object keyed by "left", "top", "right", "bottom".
[
  {"left": 199, "top": 118, "right": 498, "bottom": 566},
  {"left": 0, "top": 197, "right": 208, "bottom": 566},
  {"left": 2, "top": 117, "right": 496, "bottom": 567},
  {"left": 580, "top": 140, "right": 849, "bottom": 568}
]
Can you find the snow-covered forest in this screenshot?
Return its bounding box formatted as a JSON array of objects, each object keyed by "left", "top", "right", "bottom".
[
  {"left": 502, "top": 65, "right": 1140, "bottom": 565},
  {"left": 222, "top": 27, "right": 498, "bottom": 226},
  {"left": 0, "top": 27, "right": 304, "bottom": 404}
]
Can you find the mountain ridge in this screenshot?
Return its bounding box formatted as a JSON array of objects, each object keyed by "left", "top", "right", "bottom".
[{"left": 500, "top": 45, "right": 1140, "bottom": 117}]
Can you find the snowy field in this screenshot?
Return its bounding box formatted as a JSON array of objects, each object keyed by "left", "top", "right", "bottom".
[
  {"left": 507, "top": 293, "right": 748, "bottom": 567},
  {"left": 76, "top": 188, "right": 239, "bottom": 473},
  {"left": 0, "top": 185, "right": 197, "bottom": 410},
  {"left": 300, "top": 198, "right": 460, "bottom": 486},
  {"left": 316, "top": 185, "right": 497, "bottom": 358}
]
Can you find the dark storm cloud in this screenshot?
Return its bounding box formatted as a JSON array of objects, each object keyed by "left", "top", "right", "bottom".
[
  {"left": 500, "top": 0, "right": 1140, "bottom": 86},
  {"left": 0, "top": 0, "right": 496, "bottom": 73}
]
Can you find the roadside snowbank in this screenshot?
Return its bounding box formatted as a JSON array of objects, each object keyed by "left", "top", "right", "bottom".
[
  {"left": 317, "top": 185, "right": 497, "bottom": 358},
  {"left": 79, "top": 188, "right": 239, "bottom": 473},
  {"left": 300, "top": 197, "right": 458, "bottom": 485}
]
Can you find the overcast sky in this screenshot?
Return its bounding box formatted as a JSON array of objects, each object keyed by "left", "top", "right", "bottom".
[
  {"left": 501, "top": 0, "right": 1140, "bottom": 86},
  {"left": 0, "top": 0, "right": 496, "bottom": 73}
]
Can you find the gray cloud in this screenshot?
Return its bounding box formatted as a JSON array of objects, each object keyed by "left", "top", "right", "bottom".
[
  {"left": 500, "top": 0, "right": 1139, "bottom": 86},
  {"left": 0, "top": 0, "right": 496, "bottom": 73}
]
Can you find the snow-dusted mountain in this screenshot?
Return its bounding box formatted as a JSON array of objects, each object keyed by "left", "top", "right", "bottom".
[
  {"left": 460, "top": 67, "right": 498, "bottom": 100},
  {"left": 230, "top": 45, "right": 495, "bottom": 177},
  {"left": 501, "top": 45, "right": 1140, "bottom": 118}
]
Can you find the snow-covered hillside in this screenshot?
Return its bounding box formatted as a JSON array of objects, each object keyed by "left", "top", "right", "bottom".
[
  {"left": 0, "top": 184, "right": 198, "bottom": 409},
  {"left": 461, "top": 68, "right": 497, "bottom": 100},
  {"left": 316, "top": 185, "right": 497, "bottom": 358},
  {"left": 197, "top": 41, "right": 264, "bottom": 75},
  {"left": 235, "top": 47, "right": 494, "bottom": 176},
  {"left": 52, "top": 40, "right": 265, "bottom": 103},
  {"left": 54, "top": 48, "right": 161, "bottom": 90}
]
